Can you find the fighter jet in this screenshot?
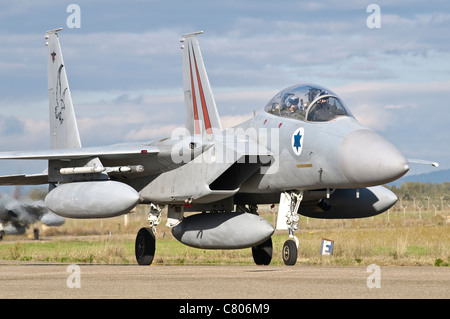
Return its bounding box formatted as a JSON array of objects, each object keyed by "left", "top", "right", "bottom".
[
  {"left": 0, "top": 29, "right": 437, "bottom": 265},
  {"left": 0, "top": 189, "right": 65, "bottom": 240}
]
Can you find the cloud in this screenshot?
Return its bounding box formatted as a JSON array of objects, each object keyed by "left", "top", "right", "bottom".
[
  {"left": 384, "top": 103, "right": 417, "bottom": 110},
  {"left": 0, "top": 115, "right": 25, "bottom": 136},
  {"left": 383, "top": 13, "right": 450, "bottom": 28},
  {"left": 350, "top": 103, "right": 393, "bottom": 131},
  {"left": 0, "top": 116, "right": 48, "bottom": 151},
  {"left": 220, "top": 114, "right": 253, "bottom": 129},
  {"left": 125, "top": 124, "right": 180, "bottom": 141},
  {"left": 336, "top": 80, "right": 450, "bottom": 96},
  {"left": 0, "top": 0, "right": 447, "bottom": 174}
]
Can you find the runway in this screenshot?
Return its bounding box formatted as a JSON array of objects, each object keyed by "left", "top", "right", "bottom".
[{"left": 0, "top": 262, "right": 448, "bottom": 299}]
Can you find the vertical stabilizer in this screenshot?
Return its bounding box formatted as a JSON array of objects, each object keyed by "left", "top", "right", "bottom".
[
  {"left": 181, "top": 32, "right": 222, "bottom": 134},
  {"left": 45, "top": 28, "right": 81, "bottom": 149}
]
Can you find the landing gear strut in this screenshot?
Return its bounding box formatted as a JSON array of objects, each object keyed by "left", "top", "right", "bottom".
[{"left": 277, "top": 191, "right": 303, "bottom": 266}]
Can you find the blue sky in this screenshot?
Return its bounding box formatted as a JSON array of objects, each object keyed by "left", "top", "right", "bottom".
[{"left": 0, "top": 0, "right": 449, "bottom": 188}]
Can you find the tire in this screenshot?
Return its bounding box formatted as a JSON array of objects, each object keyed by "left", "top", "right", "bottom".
[
  {"left": 135, "top": 227, "right": 156, "bottom": 265},
  {"left": 282, "top": 240, "right": 297, "bottom": 266},
  {"left": 252, "top": 237, "right": 273, "bottom": 265},
  {"left": 33, "top": 228, "right": 39, "bottom": 240}
]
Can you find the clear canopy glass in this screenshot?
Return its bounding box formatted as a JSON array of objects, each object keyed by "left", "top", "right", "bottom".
[{"left": 264, "top": 84, "right": 353, "bottom": 122}]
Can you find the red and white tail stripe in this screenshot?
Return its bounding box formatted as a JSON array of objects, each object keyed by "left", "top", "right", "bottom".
[{"left": 181, "top": 32, "right": 222, "bottom": 135}]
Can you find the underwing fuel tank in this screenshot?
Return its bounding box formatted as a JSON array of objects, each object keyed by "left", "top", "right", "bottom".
[
  {"left": 299, "top": 186, "right": 398, "bottom": 219},
  {"left": 45, "top": 180, "right": 140, "bottom": 218},
  {"left": 172, "top": 212, "right": 274, "bottom": 249}
]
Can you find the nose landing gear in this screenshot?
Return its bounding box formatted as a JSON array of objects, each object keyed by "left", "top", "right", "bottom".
[{"left": 277, "top": 191, "right": 303, "bottom": 266}]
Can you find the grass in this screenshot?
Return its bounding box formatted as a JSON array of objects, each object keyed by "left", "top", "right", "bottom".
[{"left": 0, "top": 204, "right": 449, "bottom": 266}]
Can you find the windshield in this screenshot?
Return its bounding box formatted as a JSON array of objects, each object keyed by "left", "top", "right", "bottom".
[
  {"left": 307, "top": 95, "right": 349, "bottom": 122},
  {"left": 264, "top": 84, "right": 353, "bottom": 122}
]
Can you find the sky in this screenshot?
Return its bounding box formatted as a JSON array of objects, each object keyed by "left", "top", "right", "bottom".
[{"left": 0, "top": 0, "right": 449, "bottom": 191}]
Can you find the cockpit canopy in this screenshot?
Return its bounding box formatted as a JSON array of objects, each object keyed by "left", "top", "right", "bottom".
[{"left": 264, "top": 84, "right": 353, "bottom": 122}]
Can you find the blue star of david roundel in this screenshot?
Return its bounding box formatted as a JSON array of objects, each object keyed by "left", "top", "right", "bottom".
[{"left": 291, "top": 127, "right": 304, "bottom": 156}]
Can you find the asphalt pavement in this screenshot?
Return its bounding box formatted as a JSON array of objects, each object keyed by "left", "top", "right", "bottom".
[{"left": 0, "top": 262, "right": 448, "bottom": 299}]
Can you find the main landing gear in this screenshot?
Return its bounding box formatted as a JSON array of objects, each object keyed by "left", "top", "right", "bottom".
[
  {"left": 252, "top": 237, "right": 273, "bottom": 265},
  {"left": 134, "top": 197, "right": 303, "bottom": 267},
  {"left": 248, "top": 190, "right": 303, "bottom": 266},
  {"left": 236, "top": 204, "right": 273, "bottom": 266},
  {"left": 135, "top": 227, "right": 155, "bottom": 265},
  {"left": 135, "top": 204, "right": 160, "bottom": 266}
]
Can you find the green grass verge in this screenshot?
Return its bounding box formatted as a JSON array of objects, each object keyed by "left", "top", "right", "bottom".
[{"left": 1, "top": 225, "right": 448, "bottom": 266}]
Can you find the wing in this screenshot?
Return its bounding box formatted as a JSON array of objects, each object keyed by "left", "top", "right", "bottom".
[
  {"left": 0, "top": 172, "right": 48, "bottom": 185},
  {"left": 0, "top": 144, "right": 159, "bottom": 185},
  {"left": 0, "top": 143, "right": 158, "bottom": 161},
  {"left": 0, "top": 138, "right": 213, "bottom": 185}
]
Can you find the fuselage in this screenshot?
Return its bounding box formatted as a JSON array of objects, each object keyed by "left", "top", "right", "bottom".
[
  {"left": 136, "top": 84, "right": 409, "bottom": 208},
  {"left": 235, "top": 111, "right": 409, "bottom": 193}
]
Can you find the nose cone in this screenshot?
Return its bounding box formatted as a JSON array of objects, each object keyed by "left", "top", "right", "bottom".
[{"left": 339, "top": 130, "right": 409, "bottom": 186}]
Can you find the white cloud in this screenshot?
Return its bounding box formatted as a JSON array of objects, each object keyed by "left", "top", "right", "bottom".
[
  {"left": 350, "top": 103, "right": 392, "bottom": 131},
  {"left": 0, "top": 116, "right": 48, "bottom": 151},
  {"left": 384, "top": 103, "right": 417, "bottom": 110},
  {"left": 125, "top": 124, "right": 180, "bottom": 141},
  {"left": 383, "top": 13, "right": 450, "bottom": 27},
  {"left": 220, "top": 114, "right": 253, "bottom": 129},
  {"left": 0, "top": 0, "right": 448, "bottom": 173},
  {"left": 336, "top": 80, "right": 450, "bottom": 96}
]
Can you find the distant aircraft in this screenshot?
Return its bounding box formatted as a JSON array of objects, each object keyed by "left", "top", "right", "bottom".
[
  {"left": 0, "top": 189, "right": 65, "bottom": 240},
  {"left": 0, "top": 29, "right": 437, "bottom": 265}
]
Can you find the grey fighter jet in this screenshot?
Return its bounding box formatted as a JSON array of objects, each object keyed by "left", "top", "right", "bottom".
[
  {"left": 0, "top": 189, "right": 65, "bottom": 240},
  {"left": 0, "top": 29, "right": 437, "bottom": 265}
]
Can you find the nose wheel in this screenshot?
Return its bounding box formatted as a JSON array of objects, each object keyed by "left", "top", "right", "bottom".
[
  {"left": 282, "top": 239, "right": 298, "bottom": 266},
  {"left": 277, "top": 191, "right": 303, "bottom": 266}
]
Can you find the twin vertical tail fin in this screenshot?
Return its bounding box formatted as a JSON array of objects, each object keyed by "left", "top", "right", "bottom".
[
  {"left": 45, "top": 30, "right": 219, "bottom": 149},
  {"left": 45, "top": 28, "right": 81, "bottom": 149},
  {"left": 181, "top": 32, "right": 222, "bottom": 135}
]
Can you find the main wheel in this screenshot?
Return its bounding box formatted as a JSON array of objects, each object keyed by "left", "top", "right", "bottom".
[
  {"left": 282, "top": 240, "right": 297, "bottom": 266},
  {"left": 135, "top": 227, "right": 156, "bottom": 265},
  {"left": 252, "top": 237, "right": 273, "bottom": 265},
  {"left": 33, "top": 228, "right": 39, "bottom": 240}
]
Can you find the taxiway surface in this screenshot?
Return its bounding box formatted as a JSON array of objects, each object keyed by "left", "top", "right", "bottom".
[{"left": 0, "top": 262, "right": 448, "bottom": 299}]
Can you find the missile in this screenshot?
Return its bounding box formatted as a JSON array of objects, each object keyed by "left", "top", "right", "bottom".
[
  {"left": 45, "top": 180, "right": 140, "bottom": 218},
  {"left": 172, "top": 212, "right": 274, "bottom": 249},
  {"left": 59, "top": 166, "right": 105, "bottom": 174},
  {"left": 59, "top": 165, "right": 144, "bottom": 175}
]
